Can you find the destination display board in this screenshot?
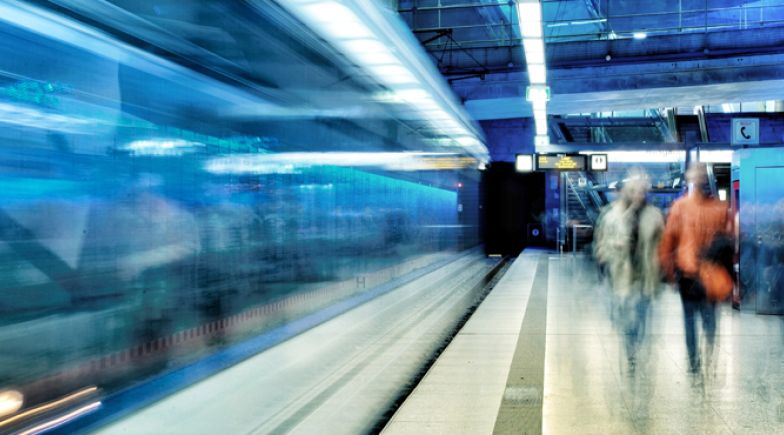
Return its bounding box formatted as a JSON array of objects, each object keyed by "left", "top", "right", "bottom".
[{"left": 535, "top": 154, "right": 587, "bottom": 171}]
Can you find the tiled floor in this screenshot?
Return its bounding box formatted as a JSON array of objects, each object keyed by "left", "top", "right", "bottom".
[
  {"left": 544, "top": 255, "right": 784, "bottom": 435},
  {"left": 386, "top": 253, "right": 784, "bottom": 434}
]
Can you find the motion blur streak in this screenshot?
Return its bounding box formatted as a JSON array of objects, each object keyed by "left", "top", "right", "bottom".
[
  {"left": 18, "top": 401, "right": 101, "bottom": 435},
  {"left": 0, "top": 387, "right": 97, "bottom": 429},
  {"left": 0, "top": 0, "right": 483, "bottom": 426},
  {"left": 204, "top": 152, "right": 474, "bottom": 174},
  {"left": 0, "top": 390, "right": 23, "bottom": 418}
]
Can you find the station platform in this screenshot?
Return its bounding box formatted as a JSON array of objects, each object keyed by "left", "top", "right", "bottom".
[
  {"left": 387, "top": 252, "right": 784, "bottom": 435},
  {"left": 64, "top": 252, "right": 783, "bottom": 434}
]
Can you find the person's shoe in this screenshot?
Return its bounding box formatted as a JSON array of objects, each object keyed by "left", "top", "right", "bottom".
[{"left": 688, "top": 356, "right": 700, "bottom": 375}]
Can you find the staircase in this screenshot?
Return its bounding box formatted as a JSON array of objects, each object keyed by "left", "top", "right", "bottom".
[{"left": 563, "top": 172, "right": 606, "bottom": 252}]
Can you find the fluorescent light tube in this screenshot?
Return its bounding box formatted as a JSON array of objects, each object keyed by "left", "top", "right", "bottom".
[
  {"left": 368, "top": 65, "right": 417, "bottom": 85},
  {"left": 526, "top": 85, "right": 550, "bottom": 103},
  {"left": 527, "top": 63, "right": 547, "bottom": 84},
  {"left": 517, "top": 1, "right": 543, "bottom": 38},
  {"left": 342, "top": 38, "right": 388, "bottom": 54},
  {"left": 698, "top": 150, "right": 733, "bottom": 163},
  {"left": 579, "top": 150, "right": 685, "bottom": 163},
  {"left": 300, "top": 2, "right": 373, "bottom": 39},
  {"left": 535, "top": 119, "right": 548, "bottom": 135},
  {"left": 523, "top": 38, "right": 545, "bottom": 64}
]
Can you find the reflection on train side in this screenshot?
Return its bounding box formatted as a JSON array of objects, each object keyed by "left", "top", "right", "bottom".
[{"left": 0, "top": 145, "right": 469, "bottom": 411}]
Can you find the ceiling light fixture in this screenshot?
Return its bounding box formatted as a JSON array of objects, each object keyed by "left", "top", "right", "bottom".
[{"left": 517, "top": 1, "right": 550, "bottom": 149}]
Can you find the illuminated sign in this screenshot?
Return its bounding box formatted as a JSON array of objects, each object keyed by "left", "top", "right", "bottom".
[
  {"left": 731, "top": 118, "right": 759, "bottom": 145},
  {"left": 515, "top": 154, "right": 534, "bottom": 172},
  {"left": 589, "top": 154, "right": 608, "bottom": 172},
  {"left": 535, "top": 154, "right": 586, "bottom": 171}
]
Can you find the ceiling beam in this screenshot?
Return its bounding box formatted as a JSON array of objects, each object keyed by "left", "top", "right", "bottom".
[{"left": 465, "top": 75, "right": 784, "bottom": 119}]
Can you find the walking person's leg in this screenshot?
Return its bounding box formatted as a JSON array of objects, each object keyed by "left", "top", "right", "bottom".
[
  {"left": 700, "top": 298, "right": 718, "bottom": 372},
  {"left": 619, "top": 297, "right": 637, "bottom": 371},
  {"left": 679, "top": 276, "right": 701, "bottom": 373}
]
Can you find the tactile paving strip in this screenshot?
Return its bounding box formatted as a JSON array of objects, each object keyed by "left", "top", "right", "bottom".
[{"left": 493, "top": 256, "right": 548, "bottom": 435}]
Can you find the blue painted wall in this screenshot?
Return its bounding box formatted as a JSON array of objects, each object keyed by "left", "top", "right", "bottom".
[{"left": 478, "top": 118, "right": 535, "bottom": 162}]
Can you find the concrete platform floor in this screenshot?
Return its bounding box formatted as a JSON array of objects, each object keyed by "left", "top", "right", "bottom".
[{"left": 386, "top": 253, "right": 784, "bottom": 435}]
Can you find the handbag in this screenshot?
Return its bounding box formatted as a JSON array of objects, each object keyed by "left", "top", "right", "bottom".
[
  {"left": 699, "top": 262, "right": 733, "bottom": 301},
  {"left": 700, "top": 235, "right": 735, "bottom": 301}
]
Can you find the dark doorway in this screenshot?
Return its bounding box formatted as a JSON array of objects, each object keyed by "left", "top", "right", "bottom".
[{"left": 482, "top": 162, "right": 546, "bottom": 256}]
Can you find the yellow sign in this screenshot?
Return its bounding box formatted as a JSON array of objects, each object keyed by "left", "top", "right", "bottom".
[
  {"left": 555, "top": 156, "right": 580, "bottom": 169},
  {"left": 536, "top": 154, "right": 586, "bottom": 170}
]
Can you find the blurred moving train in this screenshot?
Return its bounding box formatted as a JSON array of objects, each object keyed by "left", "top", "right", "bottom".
[{"left": 0, "top": 0, "right": 486, "bottom": 418}]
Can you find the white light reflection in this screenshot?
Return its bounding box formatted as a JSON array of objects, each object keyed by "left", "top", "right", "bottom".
[
  {"left": 454, "top": 136, "right": 481, "bottom": 147},
  {"left": 516, "top": 154, "right": 534, "bottom": 172},
  {"left": 299, "top": 2, "right": 373, "bottom": 39},
  {"left": 517, "top": 1, "right": 550, "bottom": 147},
  {"left": 535, "top": 135, "right": 550, "bottom": 147},
  {"left": 0, "top": 101, "right": 93, "bottom": 133},
  {"left": 535, "top": 120, "right": 549, "bottom": 135},
  {"left": 697, "top": 150, "right": 733, "bottom": 163},
  {"left": 579, "top": 150, "right": 686, "bottom": 163},
  {"left": 517, "top": 1, "right": 543, "bottom": 38},
  {"left": 0, "top": 390, "right": 23, "bottom": 418},
  {"left": 205, "top": 152, "right": 474, "bottom": 174},
  {"left": 0, "top": 387, "right": 98, "bottom": 431},
  {"left": 340, "top": 39, "right": 396, "bottom": 66},
  {"left": 528, "top": 64, "right": 547, "bottom": 84},
  {"left": 547, "top": 18, "right": 608, "bottom": 28},
  {"left": 394, "top": 88, "right": 433, "bottom": 105},
  {"left": 367, "top": 65, "right": 417, "bottom": 85},
  {"left": 122, "top": 139, "right": 205, "bottom": 156},
  {"left": 527, "top": 85, "right": 550, "bottom": 103},
  {"left": 275, "top": 0, "right": 488, "bottom": 160},
  {"left": 531, "top": 99, "right": 547, "bottom": 112},
  {"left": 18, "top": 401, "right": 101, "bottom": 435},
  {"left": 523, "top": 38, "right": 545, "bottom": 64}
]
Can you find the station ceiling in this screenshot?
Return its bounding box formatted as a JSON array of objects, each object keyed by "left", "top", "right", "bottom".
[
  {"left": 400, "top": 0, "right": 784, "bottom": 146},
  {"left": 401, "top": 0, "right": 784, "bottom": 75}
]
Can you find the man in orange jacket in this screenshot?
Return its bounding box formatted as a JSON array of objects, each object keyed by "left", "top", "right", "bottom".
[{"left": 659, "top": 163, "right": 731, "bottom": 373}]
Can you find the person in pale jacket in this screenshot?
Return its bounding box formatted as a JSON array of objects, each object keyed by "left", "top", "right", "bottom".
[{"left": 594, "top": 169, "right": 664, "bottom": 372}]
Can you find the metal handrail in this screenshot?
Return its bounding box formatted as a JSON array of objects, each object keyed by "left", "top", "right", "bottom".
[
  {"left": 565, "top": 173, "right": 595, "bottom": 224},
  {"left": 571, "top": 224, "right": 593, "bottom": 254},
  {"left": 565, "top": 173, "right": 588, "bottom": 211}
]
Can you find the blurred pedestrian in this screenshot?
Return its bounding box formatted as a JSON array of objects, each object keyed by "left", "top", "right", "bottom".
[
  {"left": 659, "top": 163, "right": 732, "bottom": 374},
  {"left": 595, "top": 169, "right": 664, "bottom": 372}
]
